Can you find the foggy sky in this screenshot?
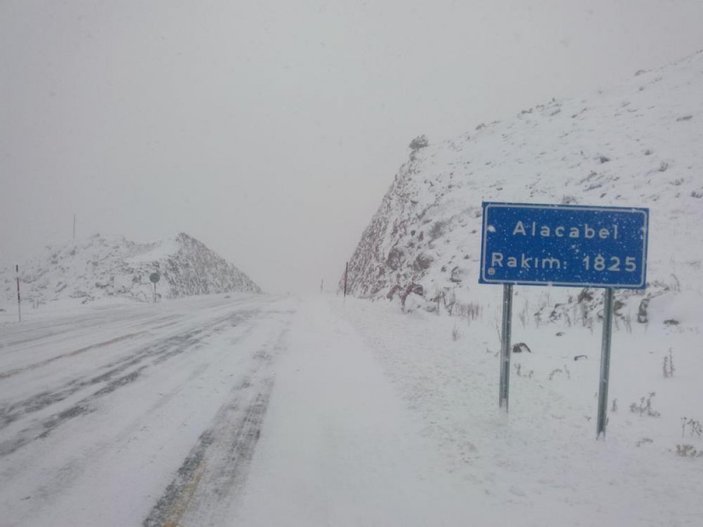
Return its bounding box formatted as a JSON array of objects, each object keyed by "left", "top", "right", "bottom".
[{"left": 3, "top": 0, "right": 703, "bottom": 293}]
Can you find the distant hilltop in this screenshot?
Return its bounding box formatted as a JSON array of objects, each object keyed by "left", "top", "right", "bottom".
[{"left": 1, "top": 232, "right": 261, "bottom": 307}]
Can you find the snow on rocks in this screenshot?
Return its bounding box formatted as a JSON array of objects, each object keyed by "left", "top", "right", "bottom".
[
  {"left": 343, "top": 50, "right": 703, "bottom": 328},
  {"left": 0, "top": 232, "right": 261, "bottom": 310}
]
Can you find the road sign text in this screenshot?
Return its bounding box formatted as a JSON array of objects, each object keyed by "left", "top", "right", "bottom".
[{"left": 479, "top": 202, "right": 648, "bottom": 288}]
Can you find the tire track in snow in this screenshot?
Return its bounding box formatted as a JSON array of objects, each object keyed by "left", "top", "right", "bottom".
[
  {"left": 0, "top": 311, "right": 179, "bottom": 350},
  {"left": 0, "top": 310, "right": 259, "bottom": 456},
  {"left": 143, "top": 331, "right": 286, "bottom": 527},
  {"left": 0, "top": 362, "right": 212, "bottom": 508},
  {"left": 0, "top": 310, "right": 255, "bottom": 426},
  {"left": 0, "top": 330, "right": 149, "bottom": 381}
]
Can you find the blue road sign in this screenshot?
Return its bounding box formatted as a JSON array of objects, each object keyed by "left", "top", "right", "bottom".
[{"left": 479, "top": 202, "right": 648, "bottom": 288}]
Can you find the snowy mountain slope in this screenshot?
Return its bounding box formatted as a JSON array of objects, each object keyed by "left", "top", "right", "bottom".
[
  {"left": 344, "top": 50, "right": 703, "bottom": 323},
  {"left": 0, "top": 232, "right": 261, "bottom": 307}
]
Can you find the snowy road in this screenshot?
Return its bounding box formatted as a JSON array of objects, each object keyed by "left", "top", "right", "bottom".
[
  {"left": 2, "top": 293, "right": 701, "bottom": 526},
  {"left": 1, "top": 294, "right": 478, "bottom": 527},
  {"left": 1, "top": 294, "right": 296, "bottom": 526}
]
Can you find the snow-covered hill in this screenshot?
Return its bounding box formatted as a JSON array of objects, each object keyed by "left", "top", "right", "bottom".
[
  {"left": 1, "top": 233, "right": 261, "bottom": 308},
  {"left": 344, "top": 50, "right": 703, "bottom": 325}
]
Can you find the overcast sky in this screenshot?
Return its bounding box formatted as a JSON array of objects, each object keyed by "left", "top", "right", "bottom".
[{"left": 2, "top": 0, "right": 703, "bottom": 293}]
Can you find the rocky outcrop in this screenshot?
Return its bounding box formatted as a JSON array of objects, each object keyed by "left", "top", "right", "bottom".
[
  {"left": 343, "top": 51, "right": 703, "bottom": 321},
  {"left": 2, "top": 232, "right": 261, "bottom": 306}
]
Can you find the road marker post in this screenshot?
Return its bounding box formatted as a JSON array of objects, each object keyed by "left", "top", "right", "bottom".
[
  {"left": 344, "top": 262, "right": 348, "bottom": 298},
  {"left": 16, "top": 264, "right": 21, "bottom": 323}
]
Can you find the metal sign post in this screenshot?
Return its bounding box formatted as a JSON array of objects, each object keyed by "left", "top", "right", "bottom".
[
  {"left": 479, "top": 202, "right": 649, "bottom": 437},
  {"left": 597, "top": 288, "right": 614, "bottom": 438},
  {"left": 499, "top": 283, "right": 513, "bottom": 411}
]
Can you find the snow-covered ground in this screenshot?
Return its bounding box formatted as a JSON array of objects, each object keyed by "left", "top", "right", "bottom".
[
  {"left": 1, "top": 293, "right": 294, "bottom": 526},
  {"left": 333, "top": 294, "right": 703, "bottom": 526},
  {"left": 1, "top": 293, "right": 701, "bottom": 526}
]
